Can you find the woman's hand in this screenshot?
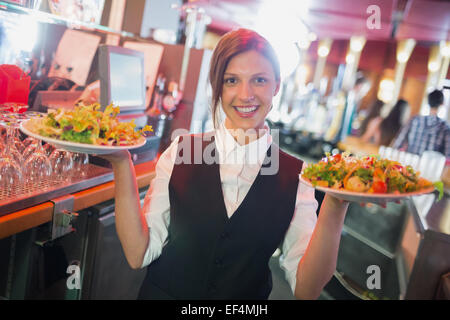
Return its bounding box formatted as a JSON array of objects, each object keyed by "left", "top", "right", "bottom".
[
  {"left": 94, "top": 150, "right": 131, "bottom": 166},
  {"left": 326, "top": 193, "right": 350, "bottom": 209}
]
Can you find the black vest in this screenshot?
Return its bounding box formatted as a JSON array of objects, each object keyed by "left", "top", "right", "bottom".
[{"left": 138, "top": 132, "right": 303, "bottom": 299}]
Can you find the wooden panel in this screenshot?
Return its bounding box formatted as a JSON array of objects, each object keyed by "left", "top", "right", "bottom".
[
  {"left": 0, "top": 203, "right": 54, "bottom": 239},
  {"left": 399, "top": 77, "right": 426, "bottom": 116}
]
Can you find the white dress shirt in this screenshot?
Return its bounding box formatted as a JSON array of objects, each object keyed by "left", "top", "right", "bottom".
[{"left": 140, "top": 121, "right": 318, "bottom": 295}]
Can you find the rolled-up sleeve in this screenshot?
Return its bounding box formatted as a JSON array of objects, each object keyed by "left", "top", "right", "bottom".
[
  {"left": 140, "top": 136, "right": 180, "bottom": 268},
  {"left": 279, "top": 163, "right": 318, "bottom": 295}
]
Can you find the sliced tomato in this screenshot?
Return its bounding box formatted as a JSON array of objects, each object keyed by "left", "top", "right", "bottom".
[
  {"left": 372, "top": 180, "right": 387, "bottom": 193},
  {"left": 332, "top": 153, "right": 342, "bottom": 162}
]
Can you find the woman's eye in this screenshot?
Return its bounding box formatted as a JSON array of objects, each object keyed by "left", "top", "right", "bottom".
[
  {"left": 224, "top": 78, "right": 237, "bottom": 85},
  {"left": 254, "top": 77, "right": 267, "bottom": 84}
]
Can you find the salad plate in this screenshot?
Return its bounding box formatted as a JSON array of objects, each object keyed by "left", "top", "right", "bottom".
[
  {"left": 300, "top": 153, "right": 440, "bottom": 204},
  {"left": 300, "top": 175, "right": 435, "bottom": 204},
  {"left": 20, "top": 119, "right": 147, "bottom": 154}
]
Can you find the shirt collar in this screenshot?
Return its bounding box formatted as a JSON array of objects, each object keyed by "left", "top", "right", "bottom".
[{"left": 215, "top": 120, "right": 273, "bottom": 164}]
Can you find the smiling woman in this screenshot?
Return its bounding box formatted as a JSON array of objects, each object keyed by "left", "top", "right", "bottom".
[
  {"left": 209, "top": 29, "right": 280, "bottom": 132},
  {"left": 221, "top": 50, "right": 279, "bottom": 134},
  {"left": 96, "top": 28, "right": 350, "bottom": 301}
]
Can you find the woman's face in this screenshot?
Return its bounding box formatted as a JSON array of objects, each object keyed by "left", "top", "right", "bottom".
[{"left": 221, "top": 50, "right": 280, "bottom": 132}]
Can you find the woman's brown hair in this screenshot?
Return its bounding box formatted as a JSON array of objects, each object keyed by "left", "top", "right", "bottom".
[{"left": 208, "top": 28, "right": 280, "bottom": 128}]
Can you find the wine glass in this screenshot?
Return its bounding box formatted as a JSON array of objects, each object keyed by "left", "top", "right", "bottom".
[
  {"left": 1, "top": 103, "right": 28, "bottom": 114},
  {"left": 0, "top": 115, "right": 24, "bottom": 190},
  {"left": 42, "top": 143, "right": 56, "bottom": 157},
  {"left": 22, "top": 111, "right": 45, "bottom": 119},
  {"left": 49, "top": 149, "right": 73, "bottom": 182},
  {"left": 0, "top": 154, "right": 23, "bottom": 190},
  {"left": 21, "top": 112, "right": 45, "bottom": 149},
  {"left": 22, "top": 136, "right": 39, "bottom": 149},
  {"left": 0, "top": 117, "right": 24, "bottom": 165},
  {"left": 23, "top": 141, "right": 39, "bottom": 161},
  {"left": 71, "top": 152, "right": 89, "bottom": 178},
  {"left": 0, "top": 105, "right": 13, "bottom": 113},
  {"left": 23, "top": 146, "right": 52, "bottom": 184}
]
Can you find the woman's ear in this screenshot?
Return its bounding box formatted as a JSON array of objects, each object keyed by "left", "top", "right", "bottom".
[{"left": 274, "top": 80, "right": 281, "bottom": 96}]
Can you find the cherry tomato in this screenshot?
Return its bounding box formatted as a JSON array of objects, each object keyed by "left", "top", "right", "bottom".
[
  {"left": 332, "top": 154, "right": 342, "bottom": 162},
  {"left": 372, "top": 180, "right": 387, "bottom": 193}
]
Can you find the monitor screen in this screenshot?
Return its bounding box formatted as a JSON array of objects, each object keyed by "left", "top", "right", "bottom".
[{"left": 99, "top": 45, "right": 146, "bottom": 112}]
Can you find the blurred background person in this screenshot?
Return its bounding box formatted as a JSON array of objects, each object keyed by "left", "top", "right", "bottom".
[
  {"left": 392, "top": 89, "right": 450, "bottom": 158},
  {"left": 338, "top": 74, "right": 372, "bottom": 141},
  {"left": 361, "top": 99, "right": 410, "bottom": 147},
  {"left": 357, "top": 99, "right": 385, "bottom": 138}
]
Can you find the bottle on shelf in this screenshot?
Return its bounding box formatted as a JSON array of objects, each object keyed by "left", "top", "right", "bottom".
[
  {"left": 147, "top": 73, "right": 166, "bottom": 117},
  {"left": 162, "top": 80, "right": 182, "bottom": 115}
]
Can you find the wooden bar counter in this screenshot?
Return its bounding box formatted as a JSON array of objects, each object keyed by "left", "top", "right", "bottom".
[{"left": 0, "top": 159, "right": 158, "bottom": 240}]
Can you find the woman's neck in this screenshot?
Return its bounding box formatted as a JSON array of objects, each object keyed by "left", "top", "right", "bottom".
[{"left": 224, "top": 121, "right": 267, "bottom": 146}]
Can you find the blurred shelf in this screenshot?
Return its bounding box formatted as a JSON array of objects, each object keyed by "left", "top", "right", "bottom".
[{"left": 0, "top": 0, "right": 135, "bottom": 38}]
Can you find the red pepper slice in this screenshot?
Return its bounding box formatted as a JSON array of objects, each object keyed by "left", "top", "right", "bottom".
[{"left": 372, "top": 180, "right": 387, "bottom": 193}]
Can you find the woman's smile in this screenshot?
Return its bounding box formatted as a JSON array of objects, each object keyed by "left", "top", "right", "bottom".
[{"left": 233, "top": 105, "right": 260, "bottom": 117}]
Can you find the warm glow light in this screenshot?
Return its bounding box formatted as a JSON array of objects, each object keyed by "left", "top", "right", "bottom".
[
  {"left": 295, "top": 64, "right": 309, "bottom": 86},
  {"left": 11, "top": 16, "right": 38, "bottom": 52},
  {"left": 308, "top": 32, "right": 317, "bottom": 42},
  {"left": 350, "top": 36, "right": 365, "bottom": 52},
  {"left": 396, "top": 39, "right": 416, "bottom": 63},
  {"left": 378, "top": 79, "right": 395, "bottom": 103},
  {"left": 298, "top": 39, "right": 311, "bottom": 50},
  {"left": 345, "top": 53, "right": 355, "bottom": 64},
  {"left": 440, "top": 41, "right": 450, "bottom": 58},
  {"left": 252, "top": 0, "right": 310, "bottom": 79},
  {"left": 318, "top": 46, "right": 330, "bottom": 57},
  {"left": 428, "top": 61, "right": 440, "bottom": 72},
  {"left": 397, "top": 52, "right": 409, "bottom": 63}
]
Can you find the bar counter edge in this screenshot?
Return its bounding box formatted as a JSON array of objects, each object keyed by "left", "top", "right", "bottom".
[{"left": 0, "top": 159, "right": 158, "bottom": 240}]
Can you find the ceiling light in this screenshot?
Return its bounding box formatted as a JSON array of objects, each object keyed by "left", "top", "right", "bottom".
[{"left": 318, "top": 46, "right": 330, "bottom": 57}]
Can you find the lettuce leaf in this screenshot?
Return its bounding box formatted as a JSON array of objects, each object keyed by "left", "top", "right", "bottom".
[{"left": 433, "top": 181, "right": 444, "bottom": 201}]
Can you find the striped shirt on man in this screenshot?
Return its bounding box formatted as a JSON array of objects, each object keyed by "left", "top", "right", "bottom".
[{"left": 392, "top": 115, "right": 450, "bottom": 158}]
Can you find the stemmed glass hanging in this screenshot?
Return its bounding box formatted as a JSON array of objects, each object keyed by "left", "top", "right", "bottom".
[
  {"left": 23, "top": 141, "right": 52, "bottom": 184},
  {"left": 48, "top": 149, "right": 74, "bottom": 183},
  {"left": 42, "top": 142, "right": 56, "bottom": 157},
  {"left": 71, "top": 152, "right": 89, "bottom": 178},
  {"left": 0, "top": 103, "right": 29, "bottom": 114},
  {"left": 0, "top": 118, "right": 24, "bottom": 190},
  {"left": 19, "top": 111, "right": 52, "bottom": 184},
  {"left": 0, "top": 115, "right": 24, "bottom": 166}
]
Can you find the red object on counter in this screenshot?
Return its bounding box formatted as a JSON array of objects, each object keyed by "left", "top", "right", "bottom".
[{"left": 0, "top": 64, "right": 30, "bottom": 105}]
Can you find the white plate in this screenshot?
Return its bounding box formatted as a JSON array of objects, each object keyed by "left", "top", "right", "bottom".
[
  {"left": 20, "top": 119, "right": 147, "bottom": 155},
  {"left": 299, "top": 175, "right": 435, "bottom": 204}
]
